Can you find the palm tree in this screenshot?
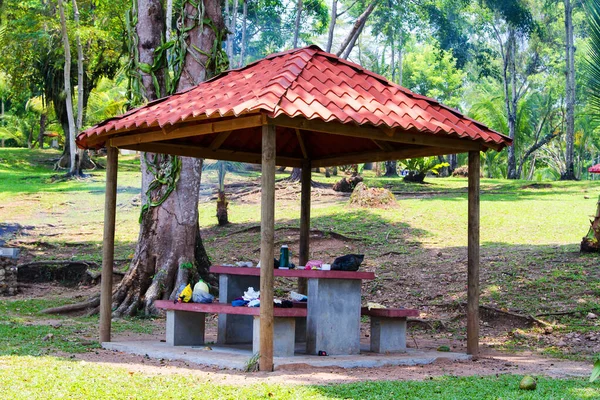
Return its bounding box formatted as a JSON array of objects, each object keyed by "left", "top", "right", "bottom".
[{"left": 202, "top": 160, "right": 243, "bottom": 225}]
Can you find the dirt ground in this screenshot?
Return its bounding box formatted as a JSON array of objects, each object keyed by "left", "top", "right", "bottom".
[
  {"left": 65, "top": 346, "right": 592, "bottom": 385},
  {"left": 8, "top": 283, "right": 594, "bottom": 384}
]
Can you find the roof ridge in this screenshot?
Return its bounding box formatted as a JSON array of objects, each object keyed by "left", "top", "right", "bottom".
[
  {"left": 269, "top": 48, "right": 320, "bottom": 116},
  {"left": 310, "top": 48, "right": 511, "bottom": 142}
]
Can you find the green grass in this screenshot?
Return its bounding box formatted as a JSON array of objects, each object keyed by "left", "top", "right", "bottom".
[
  {"left": 0, "top": 356, "right": 598, "bottom": 399},
  {"left": 0, "top": 297, "right": 153, "bottom": 356}
]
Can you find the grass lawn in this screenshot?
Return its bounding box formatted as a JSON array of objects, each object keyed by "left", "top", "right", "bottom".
[{"left": 0, "top": 355, "right": 598, "bottom": 399}]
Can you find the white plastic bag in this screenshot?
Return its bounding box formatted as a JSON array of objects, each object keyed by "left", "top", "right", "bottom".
[{"left": 192, "top": 280, "right": 214, "bottom": 303}]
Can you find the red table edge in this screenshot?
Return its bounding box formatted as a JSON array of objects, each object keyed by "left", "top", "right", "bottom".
[
  {"left": 210, "top": 265, "right": 375, "bottom": 280},
  {"left": 154, "top": 300, "right": 308, "bottom": 317}
]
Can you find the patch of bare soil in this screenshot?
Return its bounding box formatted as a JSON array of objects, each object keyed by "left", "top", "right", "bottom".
[{"left": 66, "top": 349, "right": 591, "bottom": 385}]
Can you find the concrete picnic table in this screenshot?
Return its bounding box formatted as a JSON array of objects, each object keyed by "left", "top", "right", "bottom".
[{"left": 210, "top": 265, "right": 375, "bottom": 355}]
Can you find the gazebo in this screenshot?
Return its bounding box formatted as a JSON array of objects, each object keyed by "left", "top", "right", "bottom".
[{"left": 77, "top": 45, "right": 511, "bottom": 371}]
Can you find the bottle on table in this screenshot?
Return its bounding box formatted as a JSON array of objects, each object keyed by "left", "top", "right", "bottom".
[{"left": 279, "top": 244, "right": 290, "bottom": 269}]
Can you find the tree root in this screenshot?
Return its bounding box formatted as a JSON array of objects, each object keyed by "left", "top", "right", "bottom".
[
  {"left": 41, "top": 295, "right": 100, "bottom": 314},
  {"left": 470, "top": 303, "right": 553, "bottom": 327}
]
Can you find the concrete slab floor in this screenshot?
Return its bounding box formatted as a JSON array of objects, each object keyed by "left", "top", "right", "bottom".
[{"left": 102, "top": 341, "right": 471, "bottom": 371}]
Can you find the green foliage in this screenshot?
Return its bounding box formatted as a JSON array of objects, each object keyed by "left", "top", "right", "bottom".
[
  {"left": 402, "top": 42, "right": 465, "bottom": 109},
  {"left": 591, "top": 355, "right": 600, "bottom": 382},
  {"left": 401, "top": 157, "right": 450, "bottom": 176},
  {"left": 202, "top": 160, "right": 244, "bottom": 192},
  {"left": 585, "top": 0, "right": 600, "bottom": 119}
]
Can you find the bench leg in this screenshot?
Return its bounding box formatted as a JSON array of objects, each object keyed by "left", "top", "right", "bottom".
[
  {"left": 370, "top": 316, "right": 407, "bottom": 353},
  {"left": 295, "top": 317, "right": 306, "bottom": 343},
  {"left": 166, "top": 310, "right": 206, "bottom": 346},
  {"left": 253, "top": 316, "right": 296, "bottom": 357},
  {"left": 307, "top": 278, "right": 361, "bottom": 355},
  {"left": 217, "top": 274, "right": 260, "bottom": 344}
]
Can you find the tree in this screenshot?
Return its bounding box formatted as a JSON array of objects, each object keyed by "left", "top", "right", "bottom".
[
  {"left": 57, "top": 0, "right": 78, "bottom": 176},
  {"left": 479, "top": 0, "right": 536, "bottom": 179},
  {"left": 203, "top": 161, "right": 243, "bottom": 225},
  {"left": 563, "top": 0, "right": 576, "bottom": 179},
  {"left": 110, "top": 0, "right": 224, "bottom": 316},
  {"left": 337, "top": 0, "right": 379, "bottom": 59},
  {"left": 383, "top": 161, "right": 398, "bottom": 177}
]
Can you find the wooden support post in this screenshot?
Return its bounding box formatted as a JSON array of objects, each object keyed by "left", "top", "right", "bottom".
[
  {"left": 259, "top": 125, "right": 276, "bottom": 371},
  {"left": 467, "top": 150, "right": 480, "bottom": 357},
  {"left": 298, "top": 160, "right": 311, "bottom": 294},
  {"left": 100, "top": 146, "right": 118, "bottom": 343}
]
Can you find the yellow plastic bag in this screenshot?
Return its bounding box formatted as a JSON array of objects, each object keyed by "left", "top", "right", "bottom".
[{"left": 178, "top": 284, "right": 193, "bottom": 303}]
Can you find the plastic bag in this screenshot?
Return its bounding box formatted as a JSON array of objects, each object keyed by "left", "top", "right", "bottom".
[
  {"left": 290, "top": 291, "right": 307, "bottom": 302},
  {"left": 243, "top": 287, "right": 260, "bottom": 301},
  {"left": 176, "top": 283, "right": 193, "bottom": 303},
  {"left": 331, "top": 254, "right": 364, "bottom": 271},
  {"left": 192, "top": 280, "right": 214, "bottom": 303}
]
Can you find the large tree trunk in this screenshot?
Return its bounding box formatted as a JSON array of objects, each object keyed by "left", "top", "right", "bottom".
[
  {"left": 58, "top": 0, "right": 78, "bottom": 176},
  {"left": 111, "top": 0, "right": 222, "bottom": 317},
  {"left": 384, "top": 160, "right": 398, "bottom": 177},
  {"left": 563, "top": 0, "right": 576, "bottom": 180},
  {"left": 289, "top": 167, "right": 302, "bottom": 181}
]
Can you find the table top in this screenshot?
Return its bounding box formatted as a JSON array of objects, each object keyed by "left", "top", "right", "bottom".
[{"left": 210, "top": 265, "right": 375, "bottom": 280}]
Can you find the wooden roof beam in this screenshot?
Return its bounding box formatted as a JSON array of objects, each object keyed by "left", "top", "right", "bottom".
[
  {"left": 270, "top": 115, "right": 485, "bottom": 152},
  {"left": 117, "top": 141, "right": 303, "bottom": 168},
  {"left": 107, "top": 115, "right": 263, "bottom": 148},
  {"left": 311, "top": 146, "right": 466, "bottom": 168}
]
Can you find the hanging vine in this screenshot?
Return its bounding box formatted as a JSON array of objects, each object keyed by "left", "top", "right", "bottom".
[
  {"left": 126, "top": 0, "right": 229, "bottom": 222},
  {"left": 139, "top": 153, "right": 182, "bottom": 223}
]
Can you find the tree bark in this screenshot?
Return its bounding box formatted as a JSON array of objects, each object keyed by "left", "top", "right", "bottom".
[
  {"left": 289, "top": 167, "right": 302, "bottom": 181},
  {"left": 503, "top": 28, "right": 518, "bottom": 179},
  {"left": 326, "top": 0, "right": 337, "bottom": 52},
  {"left": 239, "top": 0, "right": 247, "bottom": 67},
  {"left": 293, "top": 0, "right": 303, "bottom": 48},
  {"left": 563, "top": 0, "right": 576, "bottom": 180},
  {"left": 38, "top": 112, "right": 46, "bottom": 149},
  {"left": 73, "top": 0, "right": 85, "bottom": 176},
  {"left": 227, "top": 0, "right": 238, "bottom": 61},
  {"left": 58, "top": 0, "right": 77, "bottom": 176}
]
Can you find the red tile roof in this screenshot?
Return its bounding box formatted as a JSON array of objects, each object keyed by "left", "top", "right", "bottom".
[{"left": 77, "top": 45, "right": 511, "bottom": 150}]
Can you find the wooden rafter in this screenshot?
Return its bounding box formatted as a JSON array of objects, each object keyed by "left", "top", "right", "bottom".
[
  {"left": 311, "top": 146, "right": 464, "bottom": 168},
  {"left": 295, "top": 129, "right": 309, "bottom": 159},
  {"left": 209, "top": 130, "right": 232, "bottom": 151},
  {"left": 106, "top": 115, "right": 263, "bottom": 148},
  {"left": 270, "top": 115, "right": 489, "bottom": 151},
  {"left": 119, "top": 141, "right": 303, "bottom": 168}
]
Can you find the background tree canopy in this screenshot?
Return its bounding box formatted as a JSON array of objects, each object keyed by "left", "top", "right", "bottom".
[{"left": 0, "top": 0, "right": 598, "bottom": 180}]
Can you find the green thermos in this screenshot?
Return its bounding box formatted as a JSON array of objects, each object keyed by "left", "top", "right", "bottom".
[{"left": 279, "top": 245, "right": 290, "bottom": 269}]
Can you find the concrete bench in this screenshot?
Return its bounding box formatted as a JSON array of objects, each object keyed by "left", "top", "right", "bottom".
[
  {"left": 154, "top": 300, "right": 307, "bottom": 357},
  {"left": 361, "top": 307, "right": 420, "bottom": 353},
  {"left": 292, "top": 302, "right": 419, "bottom": 353}
]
